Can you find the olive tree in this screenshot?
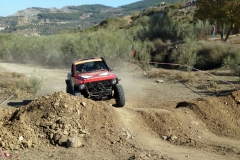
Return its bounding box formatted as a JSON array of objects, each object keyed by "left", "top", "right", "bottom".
[{"left": 194, "top": 0, "right": 240, "bottom": 41}]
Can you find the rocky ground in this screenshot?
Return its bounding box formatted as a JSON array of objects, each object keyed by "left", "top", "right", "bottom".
[{"left": 0, "top": 62, "right": 240, "bottom": 160}]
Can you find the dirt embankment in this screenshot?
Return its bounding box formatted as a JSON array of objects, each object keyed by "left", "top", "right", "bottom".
[
  {"left": 0, "top": 62, "right": 240, "bottom": 160},
  {"left": 1, "top": 90, "right": 240, "bottom": 159},
  {"left": 0, "top": 92, "right": 141, "bottom": 159}
]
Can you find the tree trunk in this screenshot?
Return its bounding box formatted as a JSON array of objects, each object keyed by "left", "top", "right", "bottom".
[{"left": 224, "top": 23, "right": 233, "bottom": 42}]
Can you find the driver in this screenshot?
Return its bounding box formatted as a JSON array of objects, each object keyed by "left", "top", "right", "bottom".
[
  {"left": 76, "top": 64, "right": 86, "bottom": 73},
  {"left": 93, "top": 62, "right": 103, "bottom": 70}
]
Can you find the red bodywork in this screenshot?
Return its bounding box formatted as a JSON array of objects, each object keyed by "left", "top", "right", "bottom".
[
  {"left": 74, "top": 70, "right": 117, "bottom": 85},
  {"left": 71, "top": 57, "right": 117, "bottom": 85},
  {"left": 68, "top": 57, "right": 119, "bottom": 98},
  {"left": 66, "top": 57, "right": 125, "bottom": 106}
]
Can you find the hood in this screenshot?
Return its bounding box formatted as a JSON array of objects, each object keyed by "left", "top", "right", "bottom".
[{"left": 76, "top": 70, "right": 117, "bottom": 82}]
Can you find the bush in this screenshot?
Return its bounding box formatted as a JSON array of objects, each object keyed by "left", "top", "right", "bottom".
[
  {"left": 151, "top": 39, "right": 173, "bottom": 65},
  {"left": 168, "top": 4, "right": 180, "bottom": 10},
  {"left": 178, "top": 38, "right": 201, "bottom": 71},
  {"left": 0, "top": 72, "right": 34, "bottom": 98},
  {"left": 195, "top": 42, "right": 227, "bottom": 70},
  {"left": 28, "top": 70, "right": 43, "bottom": 95},
  {"left": 132, "top": 40, "right": 155, "bottom": 70},
  {"left": 79, "top": 30, "right": 131, "bottom": 64},
  {"left": 17, "top": 77, "right": 32, "bottom": 93},
  {"left": 194, "top": 21, "right": 212, "bottom": 40},
  {"left": 222, "top": 48, "right": 240, "bottom": 75},
  {"left": 0, "top": 33, "right": 13, "bottom": 61}
]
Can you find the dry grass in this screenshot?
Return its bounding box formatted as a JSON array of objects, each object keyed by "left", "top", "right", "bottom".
[
  {"left": 0, "top": 72, "right": 37, "bottom": 100},
  {"left": 144, "top": 66, "right": 236, "bottom": 95},
  {"left": 146, "top": 68, "right": 208, "bottom": 85},
  {"left": 28, "top": 70, "right": 43, "bottom": 95}
]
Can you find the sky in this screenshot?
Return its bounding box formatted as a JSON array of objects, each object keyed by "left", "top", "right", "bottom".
[{"left": 0, "top": 0, "right": 141, "bottom": 17}]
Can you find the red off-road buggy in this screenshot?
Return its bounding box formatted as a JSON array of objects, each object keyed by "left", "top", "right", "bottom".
[{"left": 65, "top": 57, "right": 125, "bottom": 107}]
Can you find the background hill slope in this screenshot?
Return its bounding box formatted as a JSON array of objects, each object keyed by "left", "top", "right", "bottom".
[{"left": 0, "top": 0, "right": 181, "bottom": 35}]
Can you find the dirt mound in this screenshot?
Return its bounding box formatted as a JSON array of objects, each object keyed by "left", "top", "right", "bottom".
[
  {"left": 2, "top": 90, "right": 240, "bottom": 152},
  {"left": 176, "top": 90, "right": 240, "bottom": 139},
  {"left": 136, "top": 108, "right": 206, "bottom": 148},
  {"left": 135, "top": 90, "right": 240, "bottom": 150},
  {"left": 0, "top": 92, "right": 130, "bottom": 151}
]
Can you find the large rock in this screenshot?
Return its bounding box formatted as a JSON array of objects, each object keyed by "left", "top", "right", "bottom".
[{"left": 66, "top": 136, "right": 83, "bottom": 148}]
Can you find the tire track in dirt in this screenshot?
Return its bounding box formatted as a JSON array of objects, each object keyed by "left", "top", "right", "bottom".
[{"left": 115, "top": 107, "right": 238, "bottom": 160}]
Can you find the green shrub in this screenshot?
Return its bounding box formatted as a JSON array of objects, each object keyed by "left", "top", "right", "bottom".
[
  {"left": 17, "top": 77, "right": 32, "bottom": 93},
  {"left": 169, "top": 4, "right": 179, "bottom": 10},
  {"left": 28, "top": 70, "right": 43, "bottom": 95},
  {"left": 178, "top": 38, "right": 201, "bottom": 71},
  {"left": 152, "top": 39, "right": 172, "bottom": 64},
  {"left": 222, "top": 49, "right": 240, "bottom": 75},
  {"left": 195, "top": 42, "right": 227, "bottom": 70},
  {"left": 195, "top": 21, "right": 211, "bottom": 40},
  {"left": 0, "top": 33, "right": 13, "bottom": 61},
  {"left": 132, "top": 40, "right": 155, "bottom": 70}
]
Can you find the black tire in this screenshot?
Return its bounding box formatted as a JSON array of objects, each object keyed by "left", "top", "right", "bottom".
[
  {"left": 66, "top": 80, "right": 73, "bottom": 94},
  {"left": 66, "top": 80, "right": 81, "bottom": 97},
  {"left": 113, "top": 85, "right": 125, "bottom": 107}
]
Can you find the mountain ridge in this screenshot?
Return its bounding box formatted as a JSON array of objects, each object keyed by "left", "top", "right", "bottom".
[{"left": 0, "top": 0, "right": 181, "bottom": 35}]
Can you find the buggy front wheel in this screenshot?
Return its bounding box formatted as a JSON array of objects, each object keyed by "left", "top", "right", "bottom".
[{"left": 113, "top": 85, "right": 125, "bottom": 107}]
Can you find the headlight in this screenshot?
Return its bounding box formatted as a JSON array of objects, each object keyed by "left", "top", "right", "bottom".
[
  {"left": 111, "top": 79, "right": 117, "bottom": 85},
  {"left": 78, "top": 84, "right": 86, "bottom": 90}
]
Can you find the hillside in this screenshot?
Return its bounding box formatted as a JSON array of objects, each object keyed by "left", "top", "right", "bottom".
[{"left": 0, "top": 0, "right": 180, "bottom": 36}]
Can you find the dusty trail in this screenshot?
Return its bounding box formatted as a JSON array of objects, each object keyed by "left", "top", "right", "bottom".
[{"left": 1, "top": 62, "right": 240, "bottom": 160}]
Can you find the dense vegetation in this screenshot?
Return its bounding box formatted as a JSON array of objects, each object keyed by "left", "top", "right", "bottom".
[
  {"left": 194, "top": 0, "right": 240, "bottom": 41},
  {"left": 37, "top": 13, "right": 80, "bottom": 20},
  {"left": 37, "top": 4, "right": 112, "bottom": 20},
  {"left": 0, "top": 1, "right": 240, "bottom": 74},
  {"left": 67, "top": 4, "right": 112, "bottom": 12},
  {"left": 120, "top": 0, "right": 180, "bottom": 12}
]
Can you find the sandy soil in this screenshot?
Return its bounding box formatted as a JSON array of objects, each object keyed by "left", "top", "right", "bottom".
[{"left": 0, "top": 62, "right": 240, "bottom": 160}]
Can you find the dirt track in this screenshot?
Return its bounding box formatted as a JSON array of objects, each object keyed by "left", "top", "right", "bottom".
[{"left": 0, "top": 62, "right": 240, "bottom": 160}]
